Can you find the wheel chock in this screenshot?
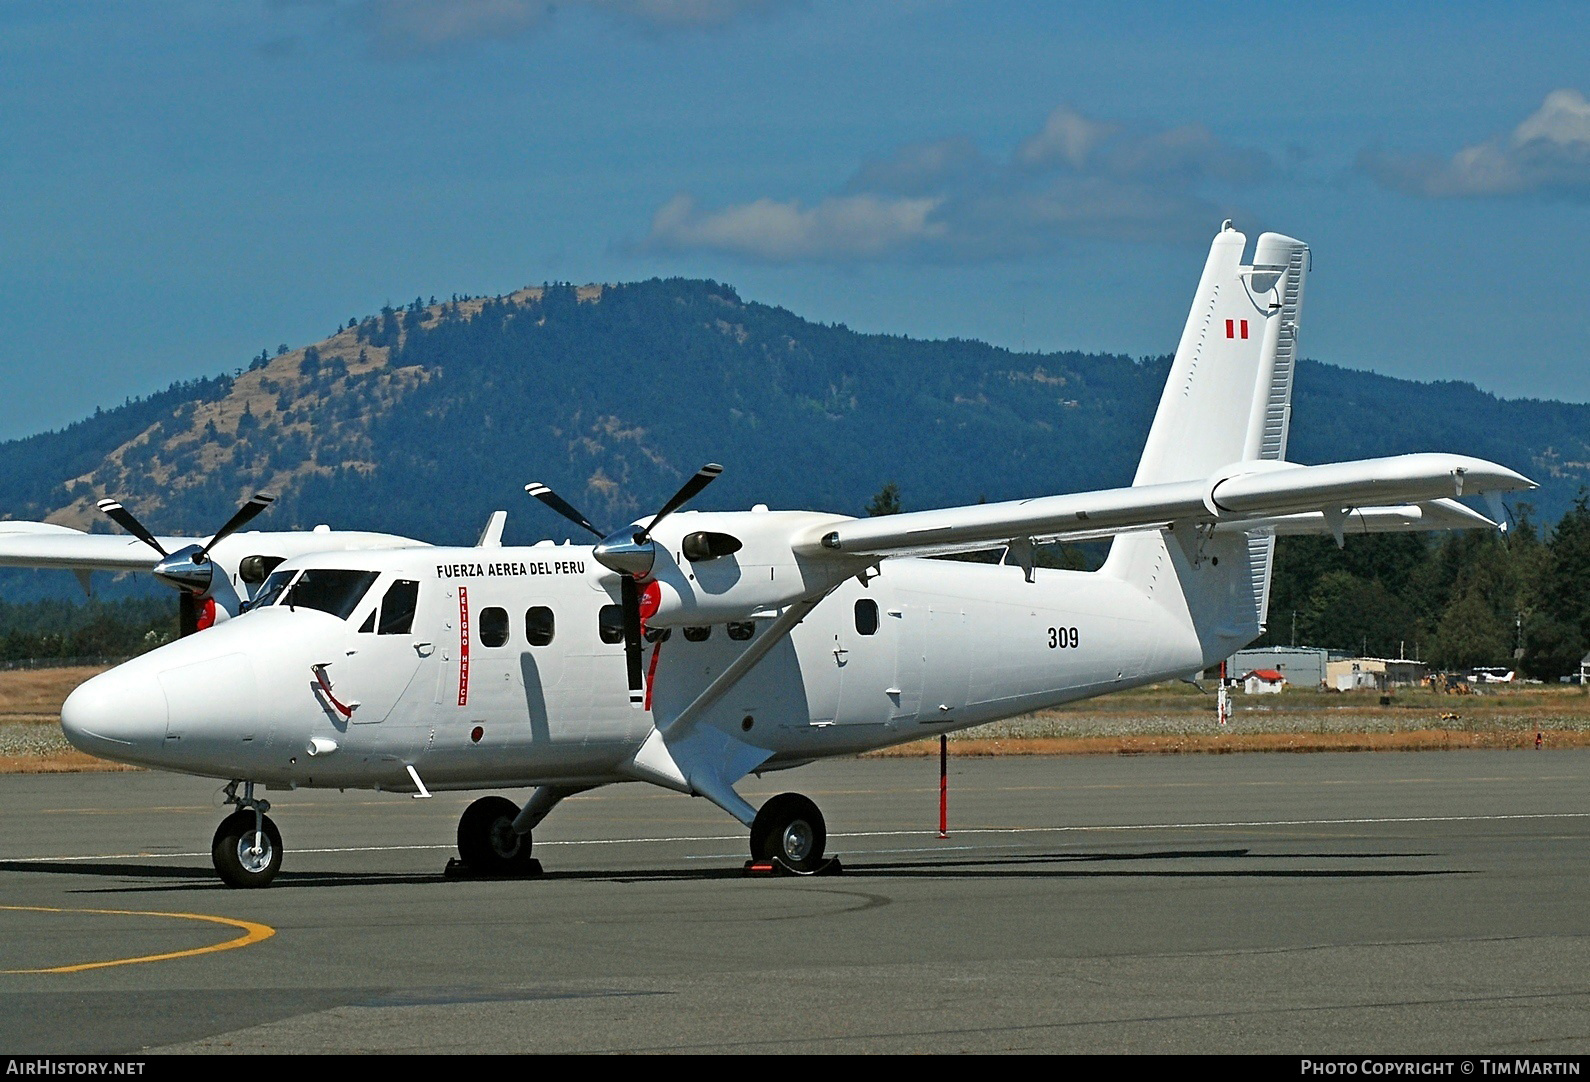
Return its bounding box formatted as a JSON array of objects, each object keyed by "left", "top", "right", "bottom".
[
  {"left": 742, "top": 856, "right": 843, "bottom": 877},
  {"left": 443, "top": 857, "right": 544, "bottom": 879}
]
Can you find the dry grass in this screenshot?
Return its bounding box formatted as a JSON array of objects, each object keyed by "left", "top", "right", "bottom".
[
  {"left": 869, "top": 729, "right": 1590, "bottom": 758},
  {"left": 4, "top": 666, "right": 1588, "bottom": 773},
  {"left": 0, "top": 666, "right": 110, "bottom": 717},
  {"left": 0, "top": 753, "right": 138, "bottom": 773}
]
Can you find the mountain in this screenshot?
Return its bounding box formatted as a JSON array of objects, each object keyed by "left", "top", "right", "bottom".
[{"left": 2, "top": 279, "right": 1587, "bottom": 556}]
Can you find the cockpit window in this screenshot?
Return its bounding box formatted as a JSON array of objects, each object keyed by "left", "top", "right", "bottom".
[
  {"left": 253, "top": 569, "right": 298, "bottom": 608},
  {"left": 378, "top": 580, "right": 419, "bottom": 635},
  {"left": 280, "top": 569, "right": 380, "bottom": 619}
]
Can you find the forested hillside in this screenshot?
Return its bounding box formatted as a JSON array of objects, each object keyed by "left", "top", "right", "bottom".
[
  {"left": 3, "top": 278, "right": 1586, "bottom": 542},
  {"left": 0, "top": 277, "right": 1586, "bottom": 672}
]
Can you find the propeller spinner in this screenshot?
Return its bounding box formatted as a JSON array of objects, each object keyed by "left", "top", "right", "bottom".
[
  {"left": 526, "top": 464, "right": 723, "bottom": 706},
  {"left": 96, "top": 492, "right": 276, "bottom": 635}
]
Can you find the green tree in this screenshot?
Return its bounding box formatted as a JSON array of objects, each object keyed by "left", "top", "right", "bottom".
[
  {"left": 1428, "top": 586, "right": 1512, "bottom": 670},
  {"left": 1545, "top": 492, "right": 1590, "bottom": 642},
  {"left": 865, "top": 482, "right": 901, "bottom": 517},
  {"left": 1300, "top": 570, "right": 1419, "bottom": 657}
]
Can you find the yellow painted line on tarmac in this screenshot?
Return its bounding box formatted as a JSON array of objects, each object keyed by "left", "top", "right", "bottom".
[{"left": 0, "top": 905, "right": 274, "bottom": 974}]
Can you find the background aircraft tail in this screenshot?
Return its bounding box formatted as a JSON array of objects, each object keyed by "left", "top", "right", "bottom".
[{"left": 1103, "top": 224, "right": 1310, "bottom": 668}]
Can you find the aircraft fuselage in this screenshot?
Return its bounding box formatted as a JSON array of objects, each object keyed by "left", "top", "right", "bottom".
[{"left": 61, "top": 539, "right": 1205, "bottom": 794}]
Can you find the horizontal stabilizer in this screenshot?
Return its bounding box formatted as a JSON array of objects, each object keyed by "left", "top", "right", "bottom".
[
  {"left": 1219, "top": 499, "right": 1499, "bottom": 537},
  {"left": 795, "top": 454, "right": 1533, "bottom": 560}
]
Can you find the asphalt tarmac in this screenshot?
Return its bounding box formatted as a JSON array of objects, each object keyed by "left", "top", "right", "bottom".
[{"left": 1, "top": 750, "right": 1588, "bottom": 1054}]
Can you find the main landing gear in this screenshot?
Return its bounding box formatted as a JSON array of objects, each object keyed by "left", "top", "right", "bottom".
[
  {"left": 453, "top": 796, "right": 539, "bottom": 877},
  {"left": 212, "top": 780, "right": 282, "bottom": 889},
  {"left": 747, "top": 792, "right": 839, "bottom": 876}
]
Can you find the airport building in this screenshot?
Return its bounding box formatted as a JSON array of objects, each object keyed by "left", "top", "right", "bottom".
[
  {"left": 1326, "top": 657, "right": 1430, "bottom": 691},
  {"left": 1226, "top": 646, "right": 1328, "bottom": 689}
]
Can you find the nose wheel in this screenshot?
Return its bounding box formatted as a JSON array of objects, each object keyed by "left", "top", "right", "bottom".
[
  {"left": 212, "top": 780, "right": 282, "bottom": 888},
  {"left": 212, "top": 809, "right": 282, "bottom": 888},
  {"left": 750, "top": 793, "right": 829, "bottom": 874}
]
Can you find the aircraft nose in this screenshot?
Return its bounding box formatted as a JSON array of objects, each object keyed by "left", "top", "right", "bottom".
[{"left": 60, "top": 669, "right": 169, "bottom": 762}]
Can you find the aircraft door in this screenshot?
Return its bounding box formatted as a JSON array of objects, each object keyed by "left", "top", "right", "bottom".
[
  {"left": 916, "top": 606, "right": 970, "bottom": 724},
  {"left": 341, "top": 578, "right": 430, "bottom": 724},
  {"left": 890, "top": 599, "right": 923, "bottom": 723},
  {"left": 514, "top": 603, "right": 567, "bottom": 744},
  {"left": 833, "top": 596, "right": 896, "bottom": 729}
]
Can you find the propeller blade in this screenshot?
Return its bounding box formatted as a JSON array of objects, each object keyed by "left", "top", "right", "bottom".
[
  {"left": 620, "top": 575, "right": 644, "bottom": 708},
  {"left": 525, "top": 483, "right": 606, "bottom": 540},
  {"left": 201, "top": 492, "right": 276, "bottom": 556},
  {"left": 96, "top": 499, "right": 168, "bottom": 558},
  {"left": 178, "top": 591, "right": 200, "bottom": 638},
  {"left": 643, "top": 463, "right": 723, "bottom": 537}
]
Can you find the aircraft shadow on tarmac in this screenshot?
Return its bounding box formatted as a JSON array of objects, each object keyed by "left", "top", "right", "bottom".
[{"left": 0, "top": 846, "right": 1461, "bottom": 895}]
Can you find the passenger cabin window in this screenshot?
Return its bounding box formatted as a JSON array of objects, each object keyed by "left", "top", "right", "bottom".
[
  {"left": 280, "top": 569, "right": 380, "bottom": 620},
  {"left": 524, "top": 606, "right": 555, "bottom": 646},
  {"left": 683, "top": 625, "right": 711, "bottom": 642},
  {"left": 855, "top": 599, "right": 879, "bottom": 636},
  {"left": 726, "top": 621, "right": 755, "bottom": 641},
  {"left": 598, "top": 604, "right": 625, "bottom": 645},
  {"left": 378, "top": 580, "right": 419, "bottom": 635},
  {"left": 479, "top": 607, "right": 509, "bottom": 648}
]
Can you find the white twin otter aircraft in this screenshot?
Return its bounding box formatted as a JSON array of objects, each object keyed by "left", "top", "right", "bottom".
[{"left": 60, "top": 224, "right": 1534, "bottom": 887}]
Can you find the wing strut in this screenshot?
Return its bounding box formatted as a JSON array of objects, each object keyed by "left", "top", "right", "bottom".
[
  {"left": 619, "top": 586, "right": 840, "bottom": 824},
  {"left": 660, "top": 587, "right": 837, "bottom": 741}
]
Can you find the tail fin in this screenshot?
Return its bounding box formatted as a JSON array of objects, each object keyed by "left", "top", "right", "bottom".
[
  {"left": 1105, "top": 224, "right": 1309, "bottom": 666},
  {"left": 1133, "top": 223, "right": 1309, "bottom": 484}
]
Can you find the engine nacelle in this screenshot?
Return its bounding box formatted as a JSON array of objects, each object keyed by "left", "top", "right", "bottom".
[{"left": 639, "top": 508, "right": 861, "bottom": 626}]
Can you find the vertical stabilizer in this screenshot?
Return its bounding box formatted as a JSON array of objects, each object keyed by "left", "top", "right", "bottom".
[
  {"left": 1132, "top": 224, "right": 1309, "bottom": 485},
  {"left": 1105, "top": 224, "right": 1309, "bottom": 670}
]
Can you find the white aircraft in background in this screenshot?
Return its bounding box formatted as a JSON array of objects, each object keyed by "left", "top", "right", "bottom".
[
  {"left": 0, "top": 494, "right": 428, "bottom": 634},
  {"left": 58, "top": 224, "right": 1534, "bottom": 887}
]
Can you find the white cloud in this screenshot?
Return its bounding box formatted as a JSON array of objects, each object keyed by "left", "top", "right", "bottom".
[
  {"left": 356, "top": 0, "right": 550, "bottom": 53},
  {"left": 1016, "top": 107, "right": 1115, "bottom": 170},
  {"left": 1360, "top": 88, "right": 1590, "bottom": 200},
  {"left": 646, "top": 193, "right": 944, "bottom": 262},
  {"left": 641, "top": 106, "right": 1270, "bottom": 263},
  {"left": 353, "top": 0, "right": 789, "bottom": 55}
]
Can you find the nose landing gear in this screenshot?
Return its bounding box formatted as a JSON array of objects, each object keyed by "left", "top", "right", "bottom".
[{"left": 213, "top": 781, "right": 282, "bottom": 888}]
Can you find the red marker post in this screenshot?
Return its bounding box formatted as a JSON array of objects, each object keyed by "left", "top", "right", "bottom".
[{"left": 938, "top": 733, "right": 949, "bottom": 838}]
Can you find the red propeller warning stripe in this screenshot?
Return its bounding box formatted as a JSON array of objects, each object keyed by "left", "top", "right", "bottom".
[{"left": 525, "top": 464, "right": 723, "bottom": 707}]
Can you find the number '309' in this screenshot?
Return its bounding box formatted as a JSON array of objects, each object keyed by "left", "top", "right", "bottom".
[{"left": 1047, "top": 627, "right": 1079, "bottom": 649}]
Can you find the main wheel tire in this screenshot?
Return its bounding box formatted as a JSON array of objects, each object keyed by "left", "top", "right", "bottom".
[
  {"left": 457, "top": 796, "right": 531, "bottom": 875},
  {"left": 212, "top": 809, "right": 283, "bottom": 889},
  {"left": 750, "top": 793, "right": 826, "bottom": 873}
]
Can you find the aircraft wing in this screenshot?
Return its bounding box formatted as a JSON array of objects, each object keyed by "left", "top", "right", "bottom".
[
  {"left": 795, "top": 453, "right": 1534, "bottom": 559},
  {"left": 0, "top": 521, "right": 431, "bottom": 573},
  {"left": 0, "top": 522, "right": 173, "bottom": 572}
]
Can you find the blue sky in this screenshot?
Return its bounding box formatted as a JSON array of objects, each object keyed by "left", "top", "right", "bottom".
[{"left": 1, "top": 1, "right": 1587, "bottom": 441}]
